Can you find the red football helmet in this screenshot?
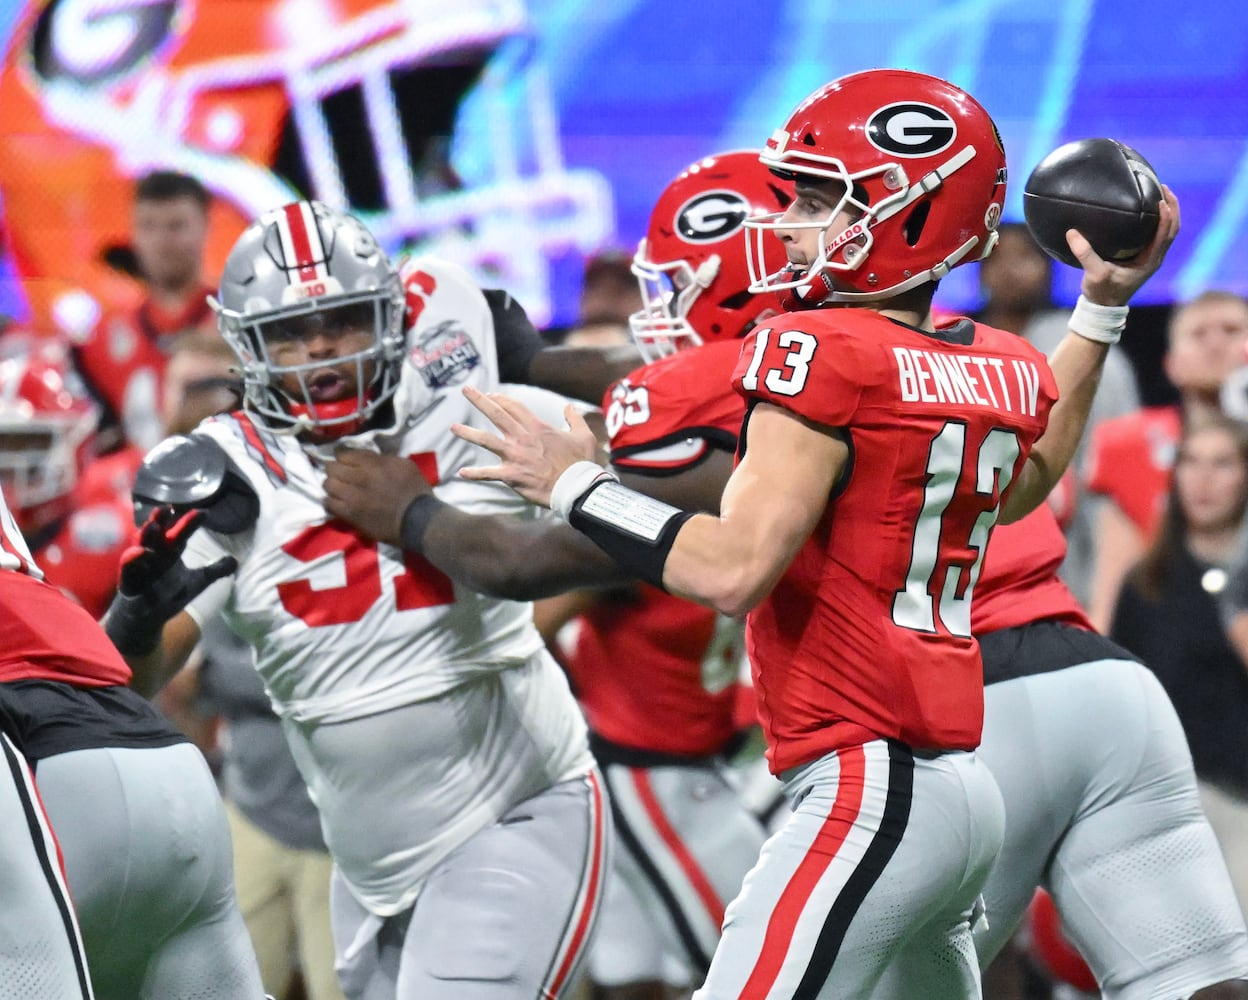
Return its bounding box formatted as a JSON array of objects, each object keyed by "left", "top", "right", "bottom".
[
  {"left": 629, "top": 151, "right": 790, "bottom": 361},
  {"left": 0, "top": 347, "right": 99, "bottom": 534},
  {"left": 0, "top": 0, "right": 610, "bottom": 336},
  {"left": 746, "top": 69, "right": 1007, "bottom": 305}
]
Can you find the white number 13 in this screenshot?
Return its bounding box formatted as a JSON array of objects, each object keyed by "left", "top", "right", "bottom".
[
  {"left": 740, "top": 327, "right": 817, "bottom": 396},
  {"left": 892, "top": 423, "right": 1020, "bottom": 637}
]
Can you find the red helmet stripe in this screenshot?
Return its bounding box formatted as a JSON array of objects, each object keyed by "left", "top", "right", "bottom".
[{"left": 278, "top": 203, "right": 329, "bottom": 284}]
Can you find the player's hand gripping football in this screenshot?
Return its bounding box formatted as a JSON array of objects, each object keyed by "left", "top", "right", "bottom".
[
  {"left": 105, "top": 506, "right": 237, "bottom": 657},
  {"left": 452, "top": 384, "right": 599, "bottom": 508},
  {"left": 1068, "top": 184, "right": 1180, "bottom": 308},
  {"left": 323, "top": 448, "right": 434, "bottom": 546}
]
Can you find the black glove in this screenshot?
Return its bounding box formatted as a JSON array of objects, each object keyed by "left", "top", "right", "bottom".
[
  {"left": 483, "top": 287, "right": 545, "bottom": 383},
  {"left": 104, "top": 506, "right": 237, "bottom": 657}
]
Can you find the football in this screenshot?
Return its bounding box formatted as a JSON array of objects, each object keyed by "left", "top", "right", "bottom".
[{"left": 1022, "top": 138, "right": 1163, "bottom": 268}]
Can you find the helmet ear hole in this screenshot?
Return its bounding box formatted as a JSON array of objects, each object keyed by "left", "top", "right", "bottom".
[{"left": 903, "top": 201, "right": 932, "bottom": 247}]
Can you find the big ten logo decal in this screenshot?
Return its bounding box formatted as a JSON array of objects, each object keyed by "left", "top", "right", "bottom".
[
  {"left": 277, "top": 451, "right": 454, "bottom": 626},
  {"left": 605, "top": 381, "right": 651, "bottom": 438}
]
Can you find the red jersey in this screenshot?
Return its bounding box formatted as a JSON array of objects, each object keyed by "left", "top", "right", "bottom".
[
  {"left": 33, "top": 448, "right": 142, "bottom": 619},
  {"left": 71, "top": 287, "right": 216, "bottom": 450},
  {"left": 972, "top": 503, "right": 1094, "bottom": 635},
  {"left": 733, "top": 312, "right": 1057, "bottom": 771},
  {"left": 1084, "top": 405, "right": 1181, "bottom": 539},
  {"left": 566, "top": 340, "right": 748, "bottom": 757},
  {"left": 0, "top": 486, "right": 131, "bottom": 687}
]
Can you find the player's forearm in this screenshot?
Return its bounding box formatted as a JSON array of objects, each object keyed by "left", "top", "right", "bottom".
[
  {"left": 117, "top": 614, "right": 201, "bottom": 699},
  {"left": 1000, "top": 333, "right": 1107, "bottom": 523},
  {"left": 660, "top": 512, "right": 788, "bottom": 618},
  {"left": 527, "top": 345, "right": 643, "bottom": 404},
  {"left": 417, "top": 505, "right": 633, "bottom": 600}
]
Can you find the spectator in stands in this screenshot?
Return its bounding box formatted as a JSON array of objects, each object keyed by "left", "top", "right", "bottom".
[
  {"left": 1086, "top": 290, "right": 1248, "bottom": 629},
  {"left": 72, "top": 170, "right": 217, "bottom": 453},
  {"left": 1111, "top": 412, "right": 1248, "bottom": 919}
]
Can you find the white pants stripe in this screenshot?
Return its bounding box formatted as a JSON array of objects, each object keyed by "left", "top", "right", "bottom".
[{"left": 0, "top": 732, "right": 94, "bottom": 998}]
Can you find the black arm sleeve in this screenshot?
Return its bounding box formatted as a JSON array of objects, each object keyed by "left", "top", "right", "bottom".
[{"left": 483, "top": 287, "right": 546, "bottom": 384}]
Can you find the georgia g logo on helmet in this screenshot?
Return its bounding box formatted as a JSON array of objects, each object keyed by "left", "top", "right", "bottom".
[
  {"left": 867, "top": 102, "right": 957, "bottom": 157},
  {"left": 675, "top": 191, "right": 751, "bottom": 243}
]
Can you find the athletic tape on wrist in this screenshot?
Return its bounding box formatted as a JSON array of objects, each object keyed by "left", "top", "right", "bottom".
[
  {"left": 568, "top": 479, "right": 697, "bottom": 590},
  {"left": 1069, "top": 294, "right": 1128, "bottom": 345},
  {"left": 551, "top": 461, "right": 617, "bottom": 522}
]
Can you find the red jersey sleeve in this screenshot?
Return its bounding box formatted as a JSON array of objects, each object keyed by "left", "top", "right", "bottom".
[
  {"left": 604, "top": 339, "right": 746, "bottom": 472},
  {"left": 731, "top": 311, "right": 882, "bottom": 427}
]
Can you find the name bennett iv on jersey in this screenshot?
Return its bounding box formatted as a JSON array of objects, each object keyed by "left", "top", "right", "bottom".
[{"left": 894, "top": 347, "right": 1043, "bottom": 416}]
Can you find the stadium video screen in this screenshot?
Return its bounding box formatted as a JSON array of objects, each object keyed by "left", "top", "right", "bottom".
[{"left": 1, "top": 0, "right": 1244, "bottom": 336}]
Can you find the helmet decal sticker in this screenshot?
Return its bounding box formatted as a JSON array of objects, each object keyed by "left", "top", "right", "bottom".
[
  {"left": 867, "top": 102, "right": 957, "bottom": 157},
  {"left": 675, "top": 191, "right": 750, "bottom": 243}
]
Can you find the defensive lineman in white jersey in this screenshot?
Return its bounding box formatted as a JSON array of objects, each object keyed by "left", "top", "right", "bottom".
[{"left": 105, "top": 201, "right": 609, "bottom": 999}]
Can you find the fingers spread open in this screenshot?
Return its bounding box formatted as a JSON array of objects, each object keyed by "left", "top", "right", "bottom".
[{"left": 451, "top": 422, "right": 506, "bottom": 457}]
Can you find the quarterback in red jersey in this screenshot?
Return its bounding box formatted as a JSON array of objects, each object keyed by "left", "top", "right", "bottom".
[{"left": 451, "top": 69, "right": 1180, "bottom": 998}]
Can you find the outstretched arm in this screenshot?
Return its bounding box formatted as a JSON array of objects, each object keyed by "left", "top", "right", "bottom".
[
  {"left": 1001, "top": 186, "right": 1180, "bottom": 523},
  {"left": 322, "top": 443, "right": 736, "bottom": 601},
  {"left": 452, "top": 389, "right": 846, "bottom": 617}
]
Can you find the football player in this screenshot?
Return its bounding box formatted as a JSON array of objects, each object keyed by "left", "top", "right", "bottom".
[
  {"left": 103, "top": 201, "right": 610, "bottom": 999},
  {"left": 324, "top": 150, "right": 794, "bottom": 1000},
  {"left": 321, "top": 117, "right": 1246, "bottom": 999},
  {"left": 0, "top": 564, "right": 95, "bottom": 999},
  {"left": 0, "top": 350, "right": 140, "bottom": 619},
  {"left": 0, "top": 479, "right": 266, "bottom": 998},
  {"left": 444, "top": 69, "right": 1182, "bottom": 998}
]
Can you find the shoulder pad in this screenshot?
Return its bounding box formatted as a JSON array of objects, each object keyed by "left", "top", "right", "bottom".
[{"left": 133, "top": 434, "right": 259, "bottom": 534}]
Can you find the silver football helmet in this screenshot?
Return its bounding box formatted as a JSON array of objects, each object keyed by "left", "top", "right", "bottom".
[{"left": 212, "top": 201, "right": 406, "bottom": 437}]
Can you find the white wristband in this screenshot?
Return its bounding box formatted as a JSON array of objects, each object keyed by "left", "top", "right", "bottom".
[
  {"left": 550, "top": 461, "right": 617, "bottom": 522},
  {"left": 1069, "top": 294, "right": 1129, "bottom": 345}
]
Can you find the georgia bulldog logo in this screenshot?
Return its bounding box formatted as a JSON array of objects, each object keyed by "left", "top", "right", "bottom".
[
  {"left": 675, "top": 190, "right": 751, "bottom": 243},
  {"left": 866, "top": 102, "right": 957, "bottom": 157}
]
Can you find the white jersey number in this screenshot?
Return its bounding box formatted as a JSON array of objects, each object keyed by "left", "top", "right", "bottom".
[
  {"left": 739, "top": 327, "right": 817, "bottom": 396},
  {"left": 605, "top": 383, "right": 651, "bottom": 439},
  {"left": 891, "top": 423, "right": 1020, "bottom": 637}
]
